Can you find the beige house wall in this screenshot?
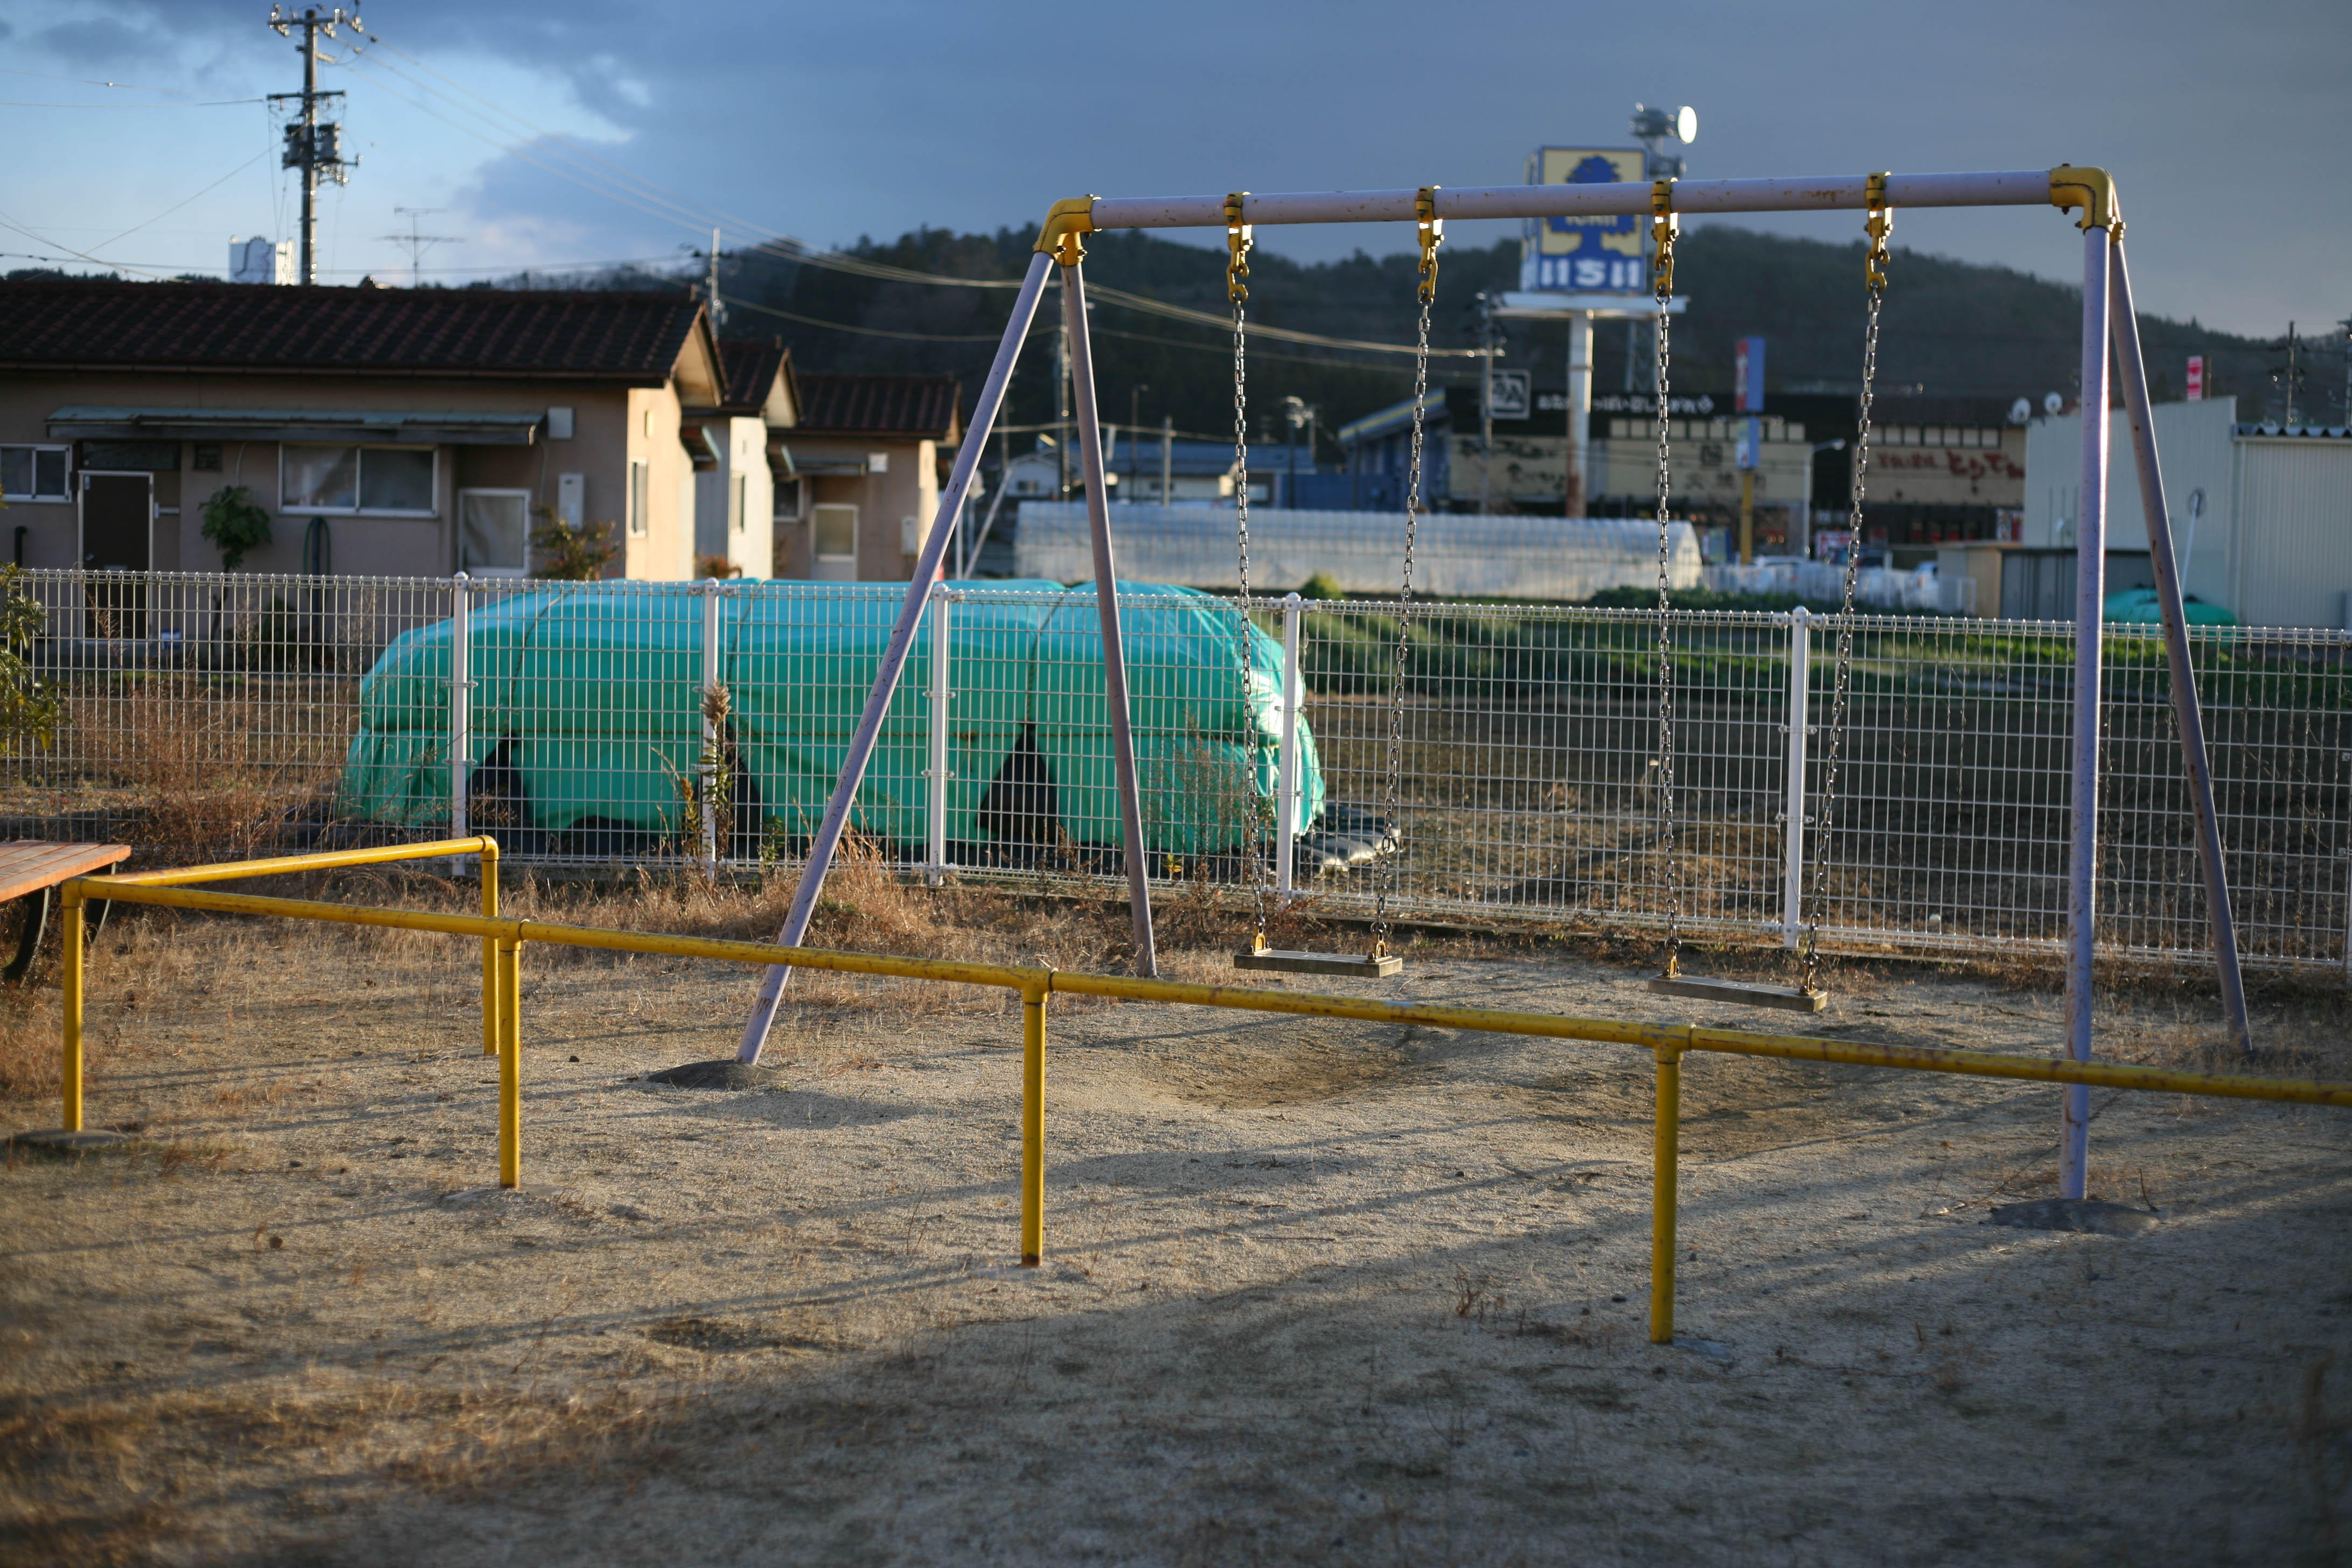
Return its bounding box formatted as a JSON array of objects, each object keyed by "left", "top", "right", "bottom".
[
  {"left": 771, "top": 433, "right": 941, "bottom": 580},
  {"left": 0, "top": 370, "right": 701, "bottom": 579}
]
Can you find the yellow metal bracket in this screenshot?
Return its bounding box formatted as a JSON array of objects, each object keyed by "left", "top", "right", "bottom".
[
  {"left": 1224, "top": 192, "right": 1252, "bottom": 304},
  {"left": 1864, "top": 171, "right": 1894, "bottom": 290},
  {"left": 2049, "top": 165, "right": 2118, "bottom": 233},
  {"left": 1414, "top": 186, "right": 1443, "bottom": 304},
  {"left": 1035, "top": 196, "right": 1097, "bottom": 267},
  {"left": 1650, "top": 179, "right": 1679, "bottom": 297}
]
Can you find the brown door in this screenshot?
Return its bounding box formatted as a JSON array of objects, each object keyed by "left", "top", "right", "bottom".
[{"left": 79, "top": 471, "right": 150, "bottom": 639}]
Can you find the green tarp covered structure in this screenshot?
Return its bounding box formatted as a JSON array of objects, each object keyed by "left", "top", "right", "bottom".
[{"left": 337, "top": 579, "right": 1322, "bottom": 856}]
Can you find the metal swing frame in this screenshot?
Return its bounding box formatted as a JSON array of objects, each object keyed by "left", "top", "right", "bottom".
[{"left": 729, "top": 165, "right": 2251, "bottom": 1205}]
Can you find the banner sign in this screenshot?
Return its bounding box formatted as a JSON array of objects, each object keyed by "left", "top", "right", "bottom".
[
  {"left": 1519, "top": 147, "right": 1649, "bottom": 293},
  {"left": 1734, "top": 337, "right": 1766, "bottom": 413},
  {"left": 2186, "top": 355, "right": 2205, "bottom": 401}
]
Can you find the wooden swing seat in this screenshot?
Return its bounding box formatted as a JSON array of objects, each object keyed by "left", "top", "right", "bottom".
[
  {"left": 1644, "top": 973, "right": 1827, "bottom": 1013},
  {"left": 1235, "top": 948, "right": 1404, "bottom": 979}
]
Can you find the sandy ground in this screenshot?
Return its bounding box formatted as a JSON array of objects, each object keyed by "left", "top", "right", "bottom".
[{"left": 3, "top": 892, "right": 2350, "bottom": 1567}]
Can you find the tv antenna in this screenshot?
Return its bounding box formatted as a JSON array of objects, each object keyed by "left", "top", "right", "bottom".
[{"left": 380, "top": 206, "right": 463, "bottom": 288}]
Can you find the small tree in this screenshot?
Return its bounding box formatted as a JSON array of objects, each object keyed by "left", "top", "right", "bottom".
[
  {"left": 0, "top": 564, "right": 59, "bottom": 752},
  {"left": 694, "top": 554, "right": 743, "bottom": 580},
  {"left": 529, "top": 508, "right": 619, "bottom": 581},
  {"left": 199, "top": 485, "right": 273, "bottom": 569}
]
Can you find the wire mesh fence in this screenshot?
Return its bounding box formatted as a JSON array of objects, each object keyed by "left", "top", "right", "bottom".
[{"left": 2, "top": 570, "right": 2344, "bottom": 975}]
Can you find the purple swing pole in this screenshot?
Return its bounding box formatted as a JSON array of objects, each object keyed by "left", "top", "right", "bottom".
[
  {"left": 2108, "top": 240, "right": 2253, "bottom": 1058},
  {"left": 1061, "top": 261, "right": 1159, "bottom": 976},
  {"left": 734, "top": 250, "right": 1055, "bottom": 1065},
  {"left": 2061, "top": 219, "right": 2113, "bottom": 1200}
]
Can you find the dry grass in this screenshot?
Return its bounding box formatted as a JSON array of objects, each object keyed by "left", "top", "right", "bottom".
[
  {"left": 0, "top": 1378, "right": 685, "bottom": 1566},
  {"left": 61, "top": 686, "right": 331, "bottom": 865}
]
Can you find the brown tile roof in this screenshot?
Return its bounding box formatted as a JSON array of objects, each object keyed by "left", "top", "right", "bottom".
[
  {"left": 0, "top": 279, "right": 707, "bottom": 382},
  {"left": 794, "top": 372, "right": 960, "bottom": 440},
  {"left": 716, "top": 338, "right": 790, "bottom": 413}
]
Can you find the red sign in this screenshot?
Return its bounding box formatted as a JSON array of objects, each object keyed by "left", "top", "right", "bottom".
[{"left": 2186, "top": 355, "right": 2205, "bottom": 401}]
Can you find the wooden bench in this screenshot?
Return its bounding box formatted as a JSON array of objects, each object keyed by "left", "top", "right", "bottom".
[{"left": 0, "top": 841, "right": 130, "bottom": 984}]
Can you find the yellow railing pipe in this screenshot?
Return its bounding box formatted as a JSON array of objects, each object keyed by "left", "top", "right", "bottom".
[
  {"left": 99, "top": 836, "right": 498, "bottom": 887},
  {"left": 480, "top": 838, "right": 500, "bottom": 1059},
  {"left": 1042, "top": 969, "right": 1691, "bottom": 1050},
  {"left": 60, "top": 887, "right": 84, "bottom": 1133},
  {"left": 54, "top": 859, "right": 2352, "bottom": 1304},
  {"left": 1683, "top": 1023, "right": 2352, "bottom": 1108},
  {"left": 1021, "top": 978, "right": 1047, "bottom": 1266},
  {"left": 1651, "top": 1045, "right": 1682, "bottom": 1346},
  {"left": 497, "top": 936, "right": 521, "bottom": 1188}
]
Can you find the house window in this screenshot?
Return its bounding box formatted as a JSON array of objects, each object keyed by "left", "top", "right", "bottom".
[
  {"left": 280, "top": 445, "right": 437, "bottom": 514},
  {"left": 458, "top": 489, "right": 531, "bottom": 577},
  {"left": 1, "top": 445, "right": 70, "bottom": 501},
  {"left": 627, "top": 460, "right": 649, "bottom": 536},
  {"left": 812, "top": 503, "right": 857, "bottom": 568},
  {"left": 730, "top": 473, "right": 747, "bottom": 535}
]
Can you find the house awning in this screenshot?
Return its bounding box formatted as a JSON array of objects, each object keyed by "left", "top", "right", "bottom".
[{"left": 46, "top": 406, "right": 545, "bottom": 446}]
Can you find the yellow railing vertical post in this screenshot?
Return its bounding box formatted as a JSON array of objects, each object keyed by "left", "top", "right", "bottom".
[
  {"left": 1650, "top": 1042, "right": 1683, "bottom": 1345},
  {"left": 1020, "top": 978, "right": 1046, "bottom": 1266},
  {"left": 60, "top": 882, "right": 85, "bottom": 1133},
  {"left": 497, "top": 935, "right": 521, "bottom": 1189},
  {"left": 479, "top": 838, "right": 500, "bottom": 1058}
]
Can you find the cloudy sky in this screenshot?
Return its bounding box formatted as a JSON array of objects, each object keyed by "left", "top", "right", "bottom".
[{"left": 1, "top": 0, "right": 2343, "bottom": 337}]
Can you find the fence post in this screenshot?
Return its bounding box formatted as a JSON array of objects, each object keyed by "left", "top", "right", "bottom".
[
  {"left": 449, "top": 573, "right": 471, "bottom": 847},
  {"left": 927, "top": 580, "right": 953, "bottom": 886},
  {"left": 1276, "top": 592, "right": 1303, "bottom": 899},
  {"left": 700, "top": 577, "right": 722, "bottom": 871},
  {"left": 1782, "top": 607, "right": 1810, "bottom": 948}
]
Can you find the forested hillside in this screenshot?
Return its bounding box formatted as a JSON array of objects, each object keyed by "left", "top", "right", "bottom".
[{"left": 640, "top": 223, "right": 2287, "bottom": 443}]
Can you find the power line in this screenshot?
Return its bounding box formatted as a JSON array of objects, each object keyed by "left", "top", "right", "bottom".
[
  {"left": 85, "top": 151, "right": 269, "bottom": 260},
  {"left": 0, "top": 97, "right": 267, "bottom": 108},
  {"left": 328, "top": 24, "right": 1494, "bottom": 360}
]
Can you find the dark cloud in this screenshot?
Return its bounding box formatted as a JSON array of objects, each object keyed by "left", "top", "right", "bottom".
[{"left": 7, "top": 0, "right": 2346, "bottom": 331}]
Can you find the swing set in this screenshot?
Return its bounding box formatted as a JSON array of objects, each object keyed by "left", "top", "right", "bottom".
[{"left": 728, "top": 163, "right": 2253, "bottom": 1205}]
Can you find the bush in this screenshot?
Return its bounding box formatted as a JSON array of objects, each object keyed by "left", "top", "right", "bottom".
[
  {"left": 199, "top": 486, "right": 272, "bottom": 569},
  {"left": 1298, "top": 571, "right": 1345, "bottom": 601},
  {"left": 0, "top": 563, "right": 58, "bottom": 752},
  {"left": 530, "top": 509, "right": 619, "bottom": 581}
]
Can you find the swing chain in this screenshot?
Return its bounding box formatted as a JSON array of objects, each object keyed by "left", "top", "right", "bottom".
[
  {"left": 1375, "top": 226, "right": 1438, "bottom": 958},
  {"left": 1229, "top": 207, "right": 1271, "bottom": 954},
  {"left": 1650, "top": 182, "right": 1682, "bottom": 978},
  {"left": 1225, "top": 192, "right": 1252, "bottom": 305},
  {"left": 1798, "top": 177, "right": 1891, "bottom": 994}
]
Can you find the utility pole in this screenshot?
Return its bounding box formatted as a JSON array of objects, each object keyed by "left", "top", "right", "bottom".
[
  {"left": 1128, "top": 383, "right": 1148, "bottom": 503},
  {"left": 267, "top": 6, "right": 361, "bottom": 287},
  {"left": 378, "top": 207, "right": 461, "bottom": 288},
  {"left": 705, "top": 228, "right": 726, "bottom": 330},
  {"left": 2270, "top": 321, "right": 2305, "bottom": 425}
]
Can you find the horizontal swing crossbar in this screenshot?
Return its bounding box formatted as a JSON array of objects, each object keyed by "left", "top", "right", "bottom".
[
  {"left": 1234, "top": 948, "right": 1405, "bottom": 979},
  {"left": 1086, "top": 170, "right": 2059, "bottom": 232},
  {"left": 1644, "top": 974, "right": 1828, "bottom": 1014}
]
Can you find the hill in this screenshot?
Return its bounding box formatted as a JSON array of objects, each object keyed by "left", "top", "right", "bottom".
[{"left": 672, "top": 225, "right": 2287, "bottom": 442}]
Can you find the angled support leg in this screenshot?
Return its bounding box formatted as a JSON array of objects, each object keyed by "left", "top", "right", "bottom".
[
  {"left": 2108, "top": 241, "right": 2253, "bottom": 1058},
  {"left": 1061, "top": 261, "right": 1158, "bottom": 977},
  {"left": 733, "top": 251, "right": 1055, "bottom": 1065}
]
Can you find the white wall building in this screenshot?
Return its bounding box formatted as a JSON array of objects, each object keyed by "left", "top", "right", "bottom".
[{"left": 2024, "top": 397, "right": 2352, "bottom": 628}]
